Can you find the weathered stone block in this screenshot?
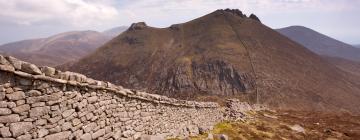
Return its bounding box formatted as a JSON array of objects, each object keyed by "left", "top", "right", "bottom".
[
  {"left": 0, "top": 92, "right": 5, "bottom": 100},
  {"left": 35, "top": 119, "right": 47, "bottom": 126},
  {"left": 48, "top": 126, "right": 61, "bottom": 134},
  {"left": 44, "top": 131, "right": 71, "bottom": 140},
  {"left": 85, "top": 113, "right": 94, "bottom": 120},
  {"left": 12, "top": 104, "right": 30, "bottom": 113},
  {"left": 0, "top": 127, "right": 12, "bottom": 137},
  {"left": 92, "top": 128, "right": 105, "bottom": 139},
  {"left": 80, "top": 133, "right": 92, "bottom": 140},
  {"left": 9, "top": 122, "right": 33, "bottom": 137},
  {"left": 6, "top": 91, "right": 25, "bottom": 101},
  {"left": 61, "top": 122, "right": 72, "bottom": 131},
  {"left": 83, "top": 122, "right": 96, "bottom": 133},
  {"left": 16, "top": 134, "right": 32, "bottom": 140},
  {"left": 5, "top": 88, "right": 14, "bottom": 94},
  {"left": 0, "top": 55, "right": 11, "bottom": 65},
  {"left": 0, "top": 114, "right": 20, "bottom": 123},
  {"left": 87, "top": 96, "right": 98, "bottom": 104},
  {"left": 29, "top": 106, "right": 50, "bottom": 117},
  {"left": 0, "top": 108, "right": 12, "bottom": 115},
  {"left": 27, "top": 90, "right": 42, "bottom": 97},
  {"left": 15, "top": 100, "right": 25, "bottom": 106},
  {"left": 62, "top": 109, "right": 75, "bottom": 118},
  {"left": 72, "top": 118, "right": 81, "bottom": 126},
  {"left": 21, "top": 62, "right": 42, "bottom": 75},
  {"left": 48, "top": 115, "right": 61, "bottom": 124},
  {"left": 0, "top": 101, "right": 7, "bottom": 108},
  {"left": 114, "top": 112, "right": 128, "bottom": 118},
  {"left": 40, "top": 66, "right": 55, "bottom": 76},
  {"left": 31, "top": 102, "right": 45, "bottom": 107},
  {"left": 5, "top": 56, "right": 22, "bottom": 70},
  {"left": 122, "top": 130, "right": 135, "bottom": 138},
  {"left": 37, "top": 128, "right": 49, "bottom": 138}
]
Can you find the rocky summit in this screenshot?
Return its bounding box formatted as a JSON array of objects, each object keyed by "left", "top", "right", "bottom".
[{"left": 63, "top": 9, "right": 360, "bottom": 114}]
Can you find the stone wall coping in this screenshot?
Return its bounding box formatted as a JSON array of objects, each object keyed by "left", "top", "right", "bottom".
[{"left": 0, "top": 55, "right": 219, "bottom": 108}]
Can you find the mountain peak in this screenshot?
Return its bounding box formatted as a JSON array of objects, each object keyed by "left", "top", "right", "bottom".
[
  {"left": 249, "top": 14, "right": 261, "bottom": 22},
  {"left": 212, "top": 9, "right": 261, "bottom": 22},
  {"left": 216, "top": 8, "right": 247, "bottom": 17},
  {"left": 129, "top": 22, "right": 147, "bottom": 31}
]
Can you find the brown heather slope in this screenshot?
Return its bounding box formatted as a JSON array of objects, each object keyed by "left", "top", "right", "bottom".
[
  {"left": 0, "top": 31, "right": 111, "bottom": 66},
  {"left": 64, "top": 9, "right": 360, "bottom": 113},
  {"left": 322, "top": 56, "right": 360, "bottom": 87}
]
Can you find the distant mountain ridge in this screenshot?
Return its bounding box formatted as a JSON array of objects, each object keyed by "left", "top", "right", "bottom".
[
  {"left": 103, "top": 26, "right": 128, "bottom": 37},
  {"left": 277, "top": 26, "right": 360, "bottom": 62},
  {"left": 0, "top": 26, "right": 128, "bottom": 66}
]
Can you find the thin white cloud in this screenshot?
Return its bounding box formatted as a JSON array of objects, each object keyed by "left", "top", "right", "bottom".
[
  {"left": 0, "top": 0, "right": 119, "bottom": 27},
  {"left": 0, "top": 0, "right": 358, "bottom": 44}
]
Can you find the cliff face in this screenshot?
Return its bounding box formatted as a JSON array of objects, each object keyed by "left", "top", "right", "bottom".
[{"left": 64, "top": 9, "right": 360, "bottom": 113}]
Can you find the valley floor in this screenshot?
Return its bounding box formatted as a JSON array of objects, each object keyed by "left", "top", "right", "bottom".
[{"left": 175, "top": 110, "right": 360, "bottom": 140}]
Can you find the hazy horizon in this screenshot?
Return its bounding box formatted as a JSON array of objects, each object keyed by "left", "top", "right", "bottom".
[{"left": 0, "top": 0, "right": 359, "bottom": 45}]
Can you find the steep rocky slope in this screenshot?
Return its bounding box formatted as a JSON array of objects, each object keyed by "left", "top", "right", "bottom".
[
  {"left": 64, "top": 9, "right": 360, "bottom": 113},
  {"left": 277, "top": 26, "right": 360, "bottom": 62},
  {"left": 0, "top": 30, "right": 124, "bottom": 66}
]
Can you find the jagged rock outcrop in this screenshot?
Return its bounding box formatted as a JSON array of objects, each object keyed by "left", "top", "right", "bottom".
[
  {"left": 129, "top": 22, "right": 148, "bottom": 31},
  {"left": 249, "top": 14, "right": 261, "bottom": 22}
]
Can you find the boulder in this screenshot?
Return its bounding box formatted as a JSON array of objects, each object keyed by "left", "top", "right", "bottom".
[
  {"left": 0, "top": 55, "right": 10, "bottom": 65},
  {"left": 40, "top": 66, "right": 56, "bottom": 76},
  {"left": 21, "top": 62, "right": 42, "bottom": 75},
  {"left": 0, "top": 64, "right": 15, "bottom": 72},
  {"left": 5, "top": 56, "right": 22, "bottom": 70}
]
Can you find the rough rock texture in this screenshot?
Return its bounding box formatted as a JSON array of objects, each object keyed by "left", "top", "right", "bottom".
[{"left": 0, "top": 55, "right": 231, "bottom": 139}]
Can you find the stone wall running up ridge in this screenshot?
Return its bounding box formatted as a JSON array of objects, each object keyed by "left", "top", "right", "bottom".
[{"left": 0, "top": 55, "right": 225, "bottom": 140}]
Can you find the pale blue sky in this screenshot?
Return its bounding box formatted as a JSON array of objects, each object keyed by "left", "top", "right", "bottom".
[{"left": 0, "top": 0, "right": 359, "bottom": 45}]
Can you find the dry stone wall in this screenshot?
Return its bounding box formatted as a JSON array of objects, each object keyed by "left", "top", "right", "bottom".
[{"left": 0, "top": 55, "right": 224, "bottom": 140}]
